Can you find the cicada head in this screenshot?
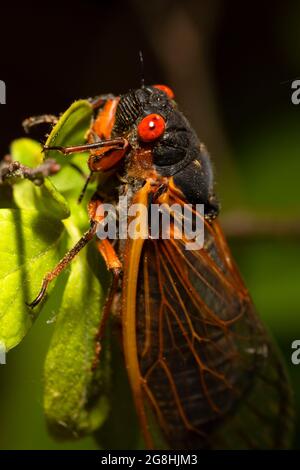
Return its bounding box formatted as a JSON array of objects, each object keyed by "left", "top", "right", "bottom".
[
  {"left": 112, "top": 85, "right": 216, "bottom": 209},
  {"left": 113, "top": 85, "right": 198, "bottom": 173}
]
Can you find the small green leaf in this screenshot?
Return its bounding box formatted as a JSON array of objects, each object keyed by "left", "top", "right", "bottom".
[
  {"left": 43, "top": 99, "right": 96, "bottom": 205},
  {"left": 0, "top": 209, "right": 66, "bottom": 351},
  {"left": 10, "top": 138, "right": 43, "bottom": 167},
  {"left": 44, "top": 100, "right": 93, "bottom": 166},
  {"left": 44, "top": 220, "right": 111, "bottom": 438}
]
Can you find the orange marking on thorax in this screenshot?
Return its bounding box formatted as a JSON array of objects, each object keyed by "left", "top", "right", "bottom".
[{"left": 93, "top": 98, "right": 120, "bottom": 139}]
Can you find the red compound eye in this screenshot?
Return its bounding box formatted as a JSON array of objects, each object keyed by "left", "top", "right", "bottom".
[
  {"left": 153, "top": 84, "right": 175, "bottom": 99},
  {"left": 137, "top": 113, "right": 166, "bottom": 142}
]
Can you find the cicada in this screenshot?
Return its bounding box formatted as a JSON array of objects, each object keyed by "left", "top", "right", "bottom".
[{"left": 22, "top": 84, "right": 292, "bottom": 449}]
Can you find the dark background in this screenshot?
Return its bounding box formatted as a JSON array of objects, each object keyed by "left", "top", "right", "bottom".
[{"left": 0, "top": 0, "right": 300, "bottom": 449}]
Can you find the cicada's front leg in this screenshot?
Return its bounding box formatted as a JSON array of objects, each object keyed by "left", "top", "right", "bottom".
[
  {"left": 27, "top": 190, "right": 122, "bottom": 363},
  {"left": 42, "top": 137, "right": 127, "bottom": 156},
  {"left": 26, "top": 189, "right": 122, "bottom": 308},
  {"left": 43, "top": 136, "right": 129, "bottom": 203},
  {"left": 27, "top": 220, "right": 99, "bottom": 308}
]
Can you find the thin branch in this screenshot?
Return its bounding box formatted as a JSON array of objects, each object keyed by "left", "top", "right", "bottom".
[{"left": 0, "top": 155, "right": 60, "bottom": 186}]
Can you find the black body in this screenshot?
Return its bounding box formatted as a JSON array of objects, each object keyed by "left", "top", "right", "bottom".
[{"left": 113, "top": 86, "right": 219, "bottom": 218}]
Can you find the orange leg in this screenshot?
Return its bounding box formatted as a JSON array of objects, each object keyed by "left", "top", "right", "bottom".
[
  {"left": 88, "top": 194, "right": 122, "bottom": 366},
  {"left": 27, "top": 195, "right": 122, "bottom": 308},
  {"left": 27, "top": 221, "right": 98, "bottom": 307},
  {"left": 28, "top": 185, "right": 122, "bottom": 371},
  {"left": 43, "top": 137, "right": 126, "bottom": 155}
]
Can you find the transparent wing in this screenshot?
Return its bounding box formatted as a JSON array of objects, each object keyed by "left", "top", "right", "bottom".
[{"left": 122, "top": 188, "right": 294, "bottom": 449}]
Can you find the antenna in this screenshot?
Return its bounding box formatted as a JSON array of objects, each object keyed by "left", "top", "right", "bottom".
[{"left": 139, "top": 50, "right": 145, "bottom": 88}]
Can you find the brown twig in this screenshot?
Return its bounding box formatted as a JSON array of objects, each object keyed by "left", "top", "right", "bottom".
[{"left": 0, "top": 156, "right": 60, "bottom": 186}]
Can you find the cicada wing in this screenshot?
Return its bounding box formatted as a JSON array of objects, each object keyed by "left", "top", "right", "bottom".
[
  {"left": 122, "top": 190, "right": 294, "bottom": 449},
  {"left": 210, "top": 340, "right": 294, "bottom": 449}
]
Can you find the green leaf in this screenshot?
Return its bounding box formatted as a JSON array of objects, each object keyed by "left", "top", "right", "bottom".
[
  {"left": 10, "top": 138, "right": 43, "bottom": 167},
  {"left": 41, "top": 100, "right": 113, "bottom": 437},
  {"left": 44, "top": 100, "right": 93, "bottom": 166},
  {"left": 44, "top": 219, "right": 111, "bottom": 438},
  {"left": 43, "top": 99, "right": 96, "bottom": 205},
  {"left": 49, "top": 164, "right": 96, "bottom": 212},
  {"left": 14, "top": 177, "right": 70, "bottom": 220},
  {"left": 0, "top": 209, "right": 66, "bottom": 351},
  {"left": 3, "top": 100, "right": 113, "bottom": 439}
]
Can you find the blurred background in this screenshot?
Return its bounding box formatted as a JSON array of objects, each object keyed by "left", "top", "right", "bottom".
[{"left": 0, "top": 0, "right": 299, "bottom": 449}]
